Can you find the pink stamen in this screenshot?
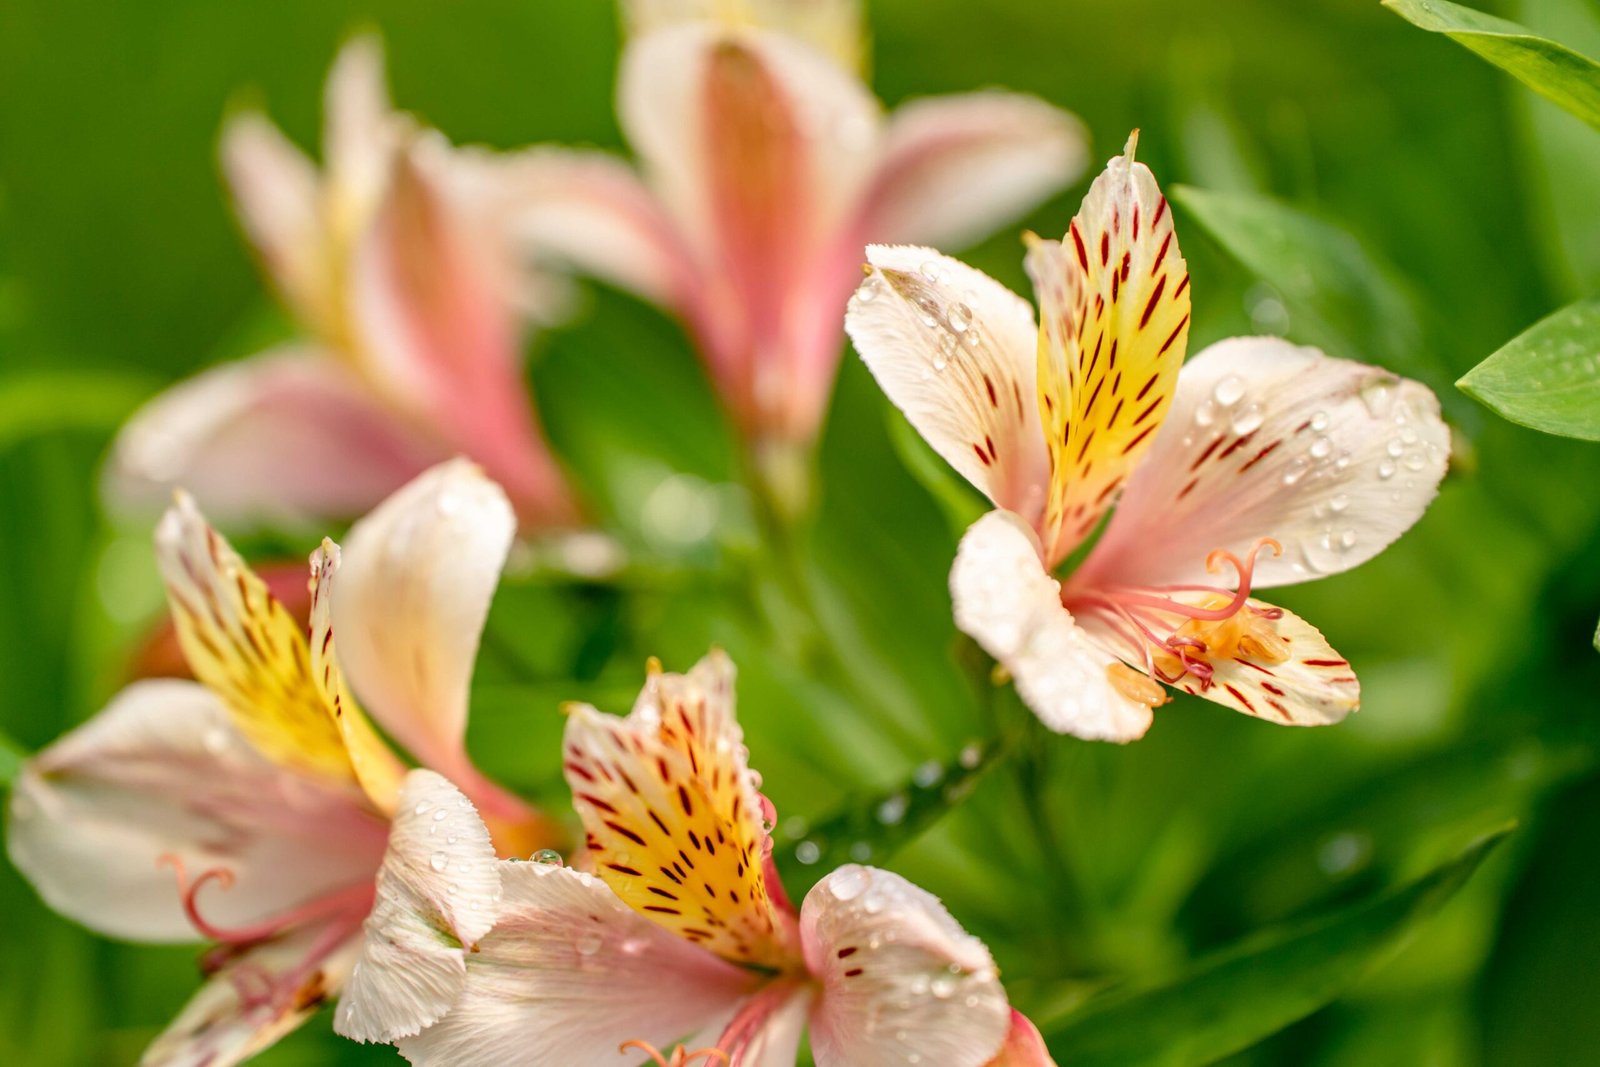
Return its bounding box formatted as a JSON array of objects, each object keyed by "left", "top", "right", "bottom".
[{"left": 158, "top": 853, "right": 374, "bottom": 946}]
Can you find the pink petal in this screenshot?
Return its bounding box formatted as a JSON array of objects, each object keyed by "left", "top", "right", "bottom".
[
  {"left": 847, "top": 244, "right": 1048, "bottom": 522},
  {"left": 104, "top": 348, "right": 445, "bottom": 528},
  {"left": 950, "top": 510, "right": 1153, "bottom": 742},
  {"left": 394, "top": 862, "right": 757, "bottom": 1066},
  {"left": 801, "top": 865, "right": 1012, "bottom": 1067},
  {"left": 6, "top": 680, "right": 386, "bottom": 943},
  {"left": 1078, "top": 337, "right": 1450, "bottom": 591},
  {"left": 859, "top": 91, "right": 1086, "bottom": 252},
  {"left": 985, "top": 1010, "right": 1058, "bottom": 1067},
  {"left": 338, "top": 771, "right": 502, "bottom": 1043}
]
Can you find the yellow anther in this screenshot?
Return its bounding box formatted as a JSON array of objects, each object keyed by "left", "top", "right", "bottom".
[{"left": 1106, "top": 662, "right": 1169, "bottom": 708}]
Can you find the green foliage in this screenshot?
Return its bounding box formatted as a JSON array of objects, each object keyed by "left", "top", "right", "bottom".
[
  {"left": 1042, "top": 828, "right": 1508, "bottom": 1067},
  {"left": 0, "top": 371, "right": 155, "bottom": 453},
  {"left": 1457, "top": 300, "right": 1600, "bottom": 440},
  {"left": 1385, "top": 0, "right": 1600, "bottom": 131},
  {"left": 0, "top": 731, "right": 21, "bottom": 787}
]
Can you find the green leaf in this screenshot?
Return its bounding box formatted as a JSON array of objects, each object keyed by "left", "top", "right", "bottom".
[
  {"left": 774, "top": 738, "right": 1000, "bottom": 903},
  {"left": 1457, "top": 300, "right": 1600, "bottom": 440},
  {"left": 1170, "top": 185, "right": 1452, "bottom": 394},
  {"left": 0, "top": 730, "right": 24, "bottom": 787},
  {"left": 884, "top": 408, "right": 987, "bottom": 538},
  {"left": 0, "top": 370, "right": 156, "bottom": 452},
  {"left": 1593, "top": 612, "right": 1599, "bottom": 652},
  {"left": 1384, "top": 0, "right": 1600, "bottom": 132},
  {"left": 1040, "top": 827, "right": 1509, "bottom": 1067}
]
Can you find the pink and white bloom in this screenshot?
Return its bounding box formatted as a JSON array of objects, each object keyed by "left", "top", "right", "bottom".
[
  {"left": 106, "top": 38, "right": 577, "bottom": 530},
  {"left": 845, "top": 136, "right": 1451, "bottom": 742},
  {"left": 493, "top": 0, "right": 1085, "bottom": 465},
  {"left": 7, "top": 460, "right": 555, "bottom": 1065},
  {"left": 357, "top": 651, "right": 1053, "bottom": 1066}
]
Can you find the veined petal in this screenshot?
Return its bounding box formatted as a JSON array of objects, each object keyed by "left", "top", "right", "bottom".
[
  {"left": 562, "top": 651, "right": 797, "bottom": 969},
  {"left": 623, "top": 0, "right": 865, "bottom": 72},
  {"left": 104, "top": 349, "right": 445, "bottom": 528},
  {"left": 714, "top": 979, "right": 814, "bottom": 1067},
  {"left": 7, "top": 680, "right": 386, "bottom": 942},
  {"left": 219, "top": 113, "right": 327, "bottom": 328},
  {"left": 862, "top": 91, "right": 1087, "bottom": 252},
  {"left": 801, "top": 865, "right": 1011, "bottom": 1067},
  {"left": 307, "top": 540, "right": 407, "bottom": 814},
  {"left": 951, "top": 510, "right": 1152, "bottom": 742},
  {"left": 1030, "top": 134, "right": 1191, "bottom": 565},
  {"left": 986, "top": 1011, "right": 1058, "bottom": 1067},
  {"left": 395, "top": 862, "right": 757, "bottom": 1066},
  {"left": 141, "top": 919, "right": 361, "bottom": 1067},
  {"left": 1080, "top": 337, "right": 1450, "bottom": 590},
  {"left": 337, "top": 771, "right": 501, "bottom": 1043},
  {"left": 847, "top": 244, "right": 1049, "bottom": 521},
  {"left": 490, "top": 147, "right": 694, "bottom": 308},
  {"left": 332, "top": 459, "right": 513, "bottom": 778},
  {"left": 155, "top": 494, "right": 360, "bottom": 786}
]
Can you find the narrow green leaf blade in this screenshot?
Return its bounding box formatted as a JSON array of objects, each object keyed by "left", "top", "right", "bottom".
[
  {"left": 1384, "top": 0, "right": 1600, "bottom": 131},
  {"left": 1457, "top": 300, "right": 1600, "bottom": 440},
  {"left": 1041, "top": 827, "right": 1510, "bottom": 1067},
  {"left": 884, "top": 408, "right": 987, "bottom": 538},
  {"left": 0, "top": 370, "right": 156, "bottom": 452},
  {"left": 0, "top": 730, "right": 25, "bottom": 787}
]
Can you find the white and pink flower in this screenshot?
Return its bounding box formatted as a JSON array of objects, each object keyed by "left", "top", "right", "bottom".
[
  {"left": 845, "top": 135, "right": 1451, "bottom": 741},
  {"left": 107, "top": 39, "right": 577, "bottom": 530},
  {"left": 348, "top": 651, "right": 1054, "bottom": 1066},
  {"left": 7, "top": 460, "right": 553, "bottom": 1065}
]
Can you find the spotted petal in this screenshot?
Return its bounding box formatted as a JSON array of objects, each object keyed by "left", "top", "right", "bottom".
[
  {"left": 337, "top": 771, "right": 501, "bottom": 1043},
  {"left": 562, "top": 651, "right": 797, "bottom": 968},
  {"left": 395, "top": 861, "right": 757, "bottom": 1066},
  {"left": 1030, "top": 134, "right": 1191, "bottom": 564},
  {"left": 1078, "top": 337, "right": 1450, "bottom": 590},
  {"left": 801, "top": 865, "right": 1012, "bottom": 1067},
  {"left": 951, "top": 510, "right": 1153, "bottom": 742},
  {"left": 848, "top": 244, "right": 1049, "bottom": 520}
]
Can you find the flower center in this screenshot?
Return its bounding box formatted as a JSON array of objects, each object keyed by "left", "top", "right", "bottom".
[
  {"left": 618, "top": 1040, "right": 730, "bottom": 1066},
  {"left": 1067, "top": 538, "right": 1285, "bottom": 703}
]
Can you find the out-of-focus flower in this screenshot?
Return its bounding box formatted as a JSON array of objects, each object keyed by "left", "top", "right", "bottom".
[
  {"left": 846, "top": 135, "right": 1451, "bottom": 741},
  {"left": 493, "top": 0, "right": 1085, "bottom": 488},
  {"left": 349, "top": 651, "right": 1052, "bottom": 1066},
  {"left": 107, "top": 38, "right": 577, "bottom": 531},
  {"left": 7, "top": 461, "right": 556, "bottom": 1065}
]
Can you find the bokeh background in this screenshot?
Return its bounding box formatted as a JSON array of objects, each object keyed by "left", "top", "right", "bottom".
[{"left": 3, "top": 0, "right": 1599, "bottom": 1063}]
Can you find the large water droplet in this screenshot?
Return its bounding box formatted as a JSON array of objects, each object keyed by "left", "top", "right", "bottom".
[
  {"left": 1310, "top": 410, "right": 1330, "bottom": 432},
  {"left": 1329, "top": 493, "right": 1350, "bottom": 513},
  {"left": 1377, "top": 458, "right": 1396, "bottom": 480},
  {"left": 948, "top": 302, "right": 973, "bottom": 333},
  {"left": 575, "top": 931, "right": 603, "bottom": 956},
  {"left": 1213, "top": 375, "right": 1245, "bottom": 407},
  {"left": 430, "top": 851, "right": 449, "bottom": 872},
  {"left": 1309, "top": 436, "right": 1332, "bottom": 459},
  {"left": 853, "top": 276, "right": 881, "bottom": 303},
  {"left": 828, "top": 866, "right": 869, "bottom": 901},
  {"left": 531, "top": 848, "right": 564, "bottom": 867},
  {"left": 432, "top": 809, "right": 448, "bottom": 822},
  {"left": 413, "top": 800, "right": 432, "bottom": 817},
  {"left": 1194, "top": 399, "right": 1218, "bottom": 427},
  {"left": 1230, "top": 404, "right": 1265, "bottom": 435},
  {"left": 931, "top": 975, "right": 958, "bottom": 999}
]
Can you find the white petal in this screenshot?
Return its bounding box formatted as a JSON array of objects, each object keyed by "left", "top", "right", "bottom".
[
  {"left": 801, "top": 865, "right": 1011, "bottom": 1067},
  {"left": 324, "top": 34, "right": 397, "bottom": 217},
  {"left": 337, "top": 770, "right": 501, "bottom": 1043},
  {"left": 103, "top": 348, "right": 444, "bottom": 528},
  {"left": 863, "top": 91, "right": 1086, "bottom": 251},
  {"left": 218, "top": 113, "right": 325, "bottom": 326},
  {"left": 332, "top": 459, "right": 514, "bottom": 774},
  {"left": 847, "top": 244, "right": 1048, "bottom": 520},
  {"left": 395, "top": 862, "right": 756, "bottom": 1066},
  {"left": 622, "top": 0, "right": 865, "bottom": 71},
  {"left": 1081, "top": 337, "right": 1450, "bottom": 590},
  {"left": 141, "top": 920, "right": 361, "bottom": 1067},
  {"left": 6, "top": 680, "right": 386, "bottom": 942},
  {"left": 950, "top": 510, "right": 1152, "bottom": 742}
]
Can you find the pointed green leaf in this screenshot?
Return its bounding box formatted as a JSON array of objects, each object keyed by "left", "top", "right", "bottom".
[
  {"left": 0, "top": 730, "right": 24, "bottom": 787},
  {"left": 774, "top": 739, "right": 1000, "bottom": 902},
  {"left": 1458, "top": 300, "right": 1600, "bottom": 440},
  {"left": 884, "top": 407, "right": 987, "bottom": 538},
  {"left": 1040, "top": 827, "right": 1510, "bottom": 1067},
  {"left": 1384, "top": 0, "right": 1600, "bottom": 131}
]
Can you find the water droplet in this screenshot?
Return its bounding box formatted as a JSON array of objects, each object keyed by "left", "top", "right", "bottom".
[
  {"left": 1310, "top": 410, "right": 1330, "bottom": 433},
  {"left": 1194, "top": 399, "right": 1218, "bottom": 427},
  {"left": 1213, "top": 374, "right": 1245, "bottom": 407},
  {"left": 446, "top": 833, "right": 458, "bottom": 845},
  {"left": 828, "top": 866, "right": 868, "bottom": 901},
  {"left": 1403, "top": 451, "right": 1428, "bottom": 471},
  {"left": 948, "top": 302, "right": 973, "bottom": 333},
  {"left": 575, "top": 931, "right": 603, "bottom": 956},
  {"left": 862, "top": 889, "right": 886, "bottom": 915},
  {"left": 446, "top": 883, "right": 459, "bottom": 895},
  {"left": 1230, "top": 404, "right": 1265, "bottom": 435},
  {"left": 1360, "top": 378, "right": 1396, "bottom": 418},
  {"left": 1339, "top": 528, "right": 1358, "bottom": 550},
  {"left": 1377, "top": 458, "right": 1396, "bottom": 480},
  {"left": 931, "top": 975, "right": 958, "bottom": 999},
  {"left": 853, "top": 276, "right": 880, "bottom": 303},
  {"left": 1386, "top": 438, "right": 1404, "bottom": 458},
  {"left": 920, "top": 260, "right": 946, "bottom": 284},
  {"left": 876, "top": 793, "right": 909, "bottom": 826},
  {"left": 1329, "top": 493, "right": 1350, "bottom": 513},
  {"left": 1317, "top": 831, "right": 1372, "bottom": 876},
  {"left": 795, "top": 840, "right": 821, "bottom": 865},
  {"left": 1282, "top": 457, "right": 1311, "bottom": 485},
  {"left": 912, "top": 759, "right": 944, "bottom": 788},
  {"left": 1309, "top": 436, "right": 1332, "bottom": 459},
  {"left": 430, "top": 851, "right": 449, "bottom": 872},
  {"left": 413, "top": 800, "right": 432, "bottom": 816},
  {"left": 432, "top": 809, "right": 448, "bottom": 822}
]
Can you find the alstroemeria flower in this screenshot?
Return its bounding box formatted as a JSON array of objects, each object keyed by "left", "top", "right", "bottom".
[
  {"left": 6, "top": 460, "right": 553, "bottom": 1064},
  {"left": 359, "top": 652, "right": 1054, "bottom": 1066},
  {"left": 107, "top": 37, "right": 576, "bottom": 530},
  {"left": 845, "top": 136, "right": 1451, "bottom": 741},
  {"left": 492, "top": 0, "right": 1085, "bottom": 469}
]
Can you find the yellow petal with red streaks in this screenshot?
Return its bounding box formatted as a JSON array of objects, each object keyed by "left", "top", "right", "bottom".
[
  {"left": 155, "top": 492, "right": 357, "bottom": 787},
  {"left": 1028, "top": 133, "right": 1190, "bottom": 565},
  {"left": 561, "top": 651, "right": 797, "bottom": 970},
  {"left": 308, "top": 540, "right": 407, "bottom": 815}
]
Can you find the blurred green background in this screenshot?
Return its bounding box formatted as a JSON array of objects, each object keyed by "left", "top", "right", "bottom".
[{"left": 3, "top": 0, "right": 1599, "bottom": 1063}]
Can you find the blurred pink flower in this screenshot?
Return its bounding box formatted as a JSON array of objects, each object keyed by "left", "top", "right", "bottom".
[
  {"left": 846, "top": 136, "right": 1451, "bottom": 741},
  {"left": 7, "top": 461, "right": 556, "bottom": 1065},
  {"left": 107, "top": 38, "right": 577, "bottom": 530},
  {"left": 344, "top": 651, "right": 1054, "bottom": 1066},
  {"left": 492, "top": 0, "right": 1086, "bottom": 480}
]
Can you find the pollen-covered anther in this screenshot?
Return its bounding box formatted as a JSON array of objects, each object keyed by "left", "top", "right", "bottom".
[
  {"left": 618, "top": 1039, "right": 730, "bottom": 1066},
  {"left": 1106, "top": 662, "right": 1169, "bottom": 709}
]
